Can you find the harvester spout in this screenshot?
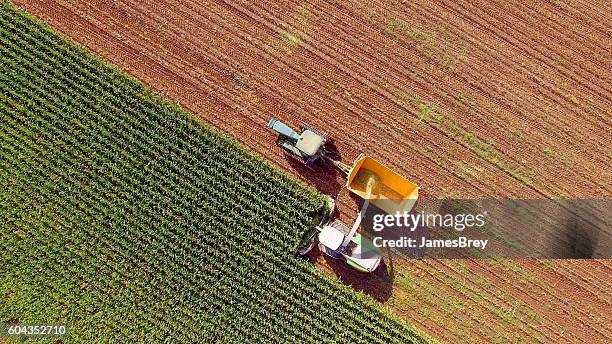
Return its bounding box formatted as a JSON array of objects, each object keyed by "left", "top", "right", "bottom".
[{"left": 340, "top": 170, "right": 381, "bottom": 250}]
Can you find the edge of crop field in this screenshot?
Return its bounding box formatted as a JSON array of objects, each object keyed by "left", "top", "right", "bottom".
[
  {"left": 307, "top": 262, "right": 439, "bottom": 343},
  {"left": 3, "top": 2, "right": 435, "bottom": 342}
]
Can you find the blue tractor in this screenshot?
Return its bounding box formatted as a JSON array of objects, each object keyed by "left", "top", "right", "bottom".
[{"left": 267, "top": 118, "right": 340, "bottom": 169}]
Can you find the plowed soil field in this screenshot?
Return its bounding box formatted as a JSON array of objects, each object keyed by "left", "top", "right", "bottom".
[{"left": 12, "top": 0, "right": 611, "bottom": 342}]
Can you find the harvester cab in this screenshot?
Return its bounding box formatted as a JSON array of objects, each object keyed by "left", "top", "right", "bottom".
[
  {"left": 319, "top": 220, "right": 382, "bottom": 273},
  {"left": 268, "top": 119, "right": 419, "bottom": 273}
]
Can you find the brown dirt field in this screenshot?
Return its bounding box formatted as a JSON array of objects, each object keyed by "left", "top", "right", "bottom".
[{"left": 11, "top": 0, "right": 612, "bottom": 342}]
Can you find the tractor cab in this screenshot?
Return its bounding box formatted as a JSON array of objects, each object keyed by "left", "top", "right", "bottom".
[
  {"left": 296, "top": 130, "right": 325, "bottom": 156},
  {"left": 267, "top": 119, "right": 326, "bottom": 164}
]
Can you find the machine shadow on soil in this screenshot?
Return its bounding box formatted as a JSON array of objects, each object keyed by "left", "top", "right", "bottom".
[
  {"left": 285, "top": 138, "right": 344, "bottom": 199},
  {"left": 305, "top": 246, "right": 394, "bottom": 303}
]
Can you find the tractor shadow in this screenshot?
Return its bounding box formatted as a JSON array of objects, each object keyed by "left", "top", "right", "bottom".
[
  {"left": 322, "top": 137, "right": 342, "bottom": 161},
  {"left": 285, "top": 138, "right": 345, "bottom": 199}
]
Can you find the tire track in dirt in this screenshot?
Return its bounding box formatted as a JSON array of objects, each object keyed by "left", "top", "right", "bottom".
[
  {"left": 483, "top": 0, "right": 611, "bottom": 87},
  {"left": 335, "top": 0, "right": 610, "bottom": 198},
  {"left": 389, "top": 258, "right": 578, "bottom": 343},
  {"left": 429, "top": 0, "right": 612, "bottom": 139},
  {"left": 271, "top": 0, "right": 611, "bottom": 196},
  {"left": 536, "top": 260, "right": 612, "bottom": 301},
  {"left": 350, "top": 0, "right": 611, "bottom": 144},
  {"left": 311, "top": 0, "right": 611, "bottom": 196},
  {"left": 497, "top": 0, "right": 610, "bottom": 68},
  {"left": 221, "top": 0, "right": 584, "bottom": 199},
  {"left": 422, "top": 257, "right": 611, "bottom": 342},
  {"left": 419, "top": 259, "right": 556, "bottom": 342},
  {"left": 447, "top": 0, "right": 612, "bottom": 120},
  {"left": 467, "top": 260, "right": 611, "bottom": 342},
  {"left": 551, "top": 0, "right": 612, "bottom": 38},
  {"left": 574, "top": 259, "right": 612, "bottom": 291},
  {"left": 320, "top": 0, "right": 609, "bottom": 185},
  {"left": 425, "top": 259, "right": 564, "bottom": 343},
  {"left": 317, "top": 256, "right": 496, "bottom": 343},
  {"left": 350, "top": 0, "right": 611, "bottom": 155},
  {"left": 518, "top": 260, "right": 612, "bottom": 339},
  {"left": 343, "top": 0, "right": 611, "bottom": 195},
  {"left": 557, "top": 260, "right": 612, "bottom": 294},
  {"left": 441, "top": 0, "right": 611, "bottom": 107}
]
